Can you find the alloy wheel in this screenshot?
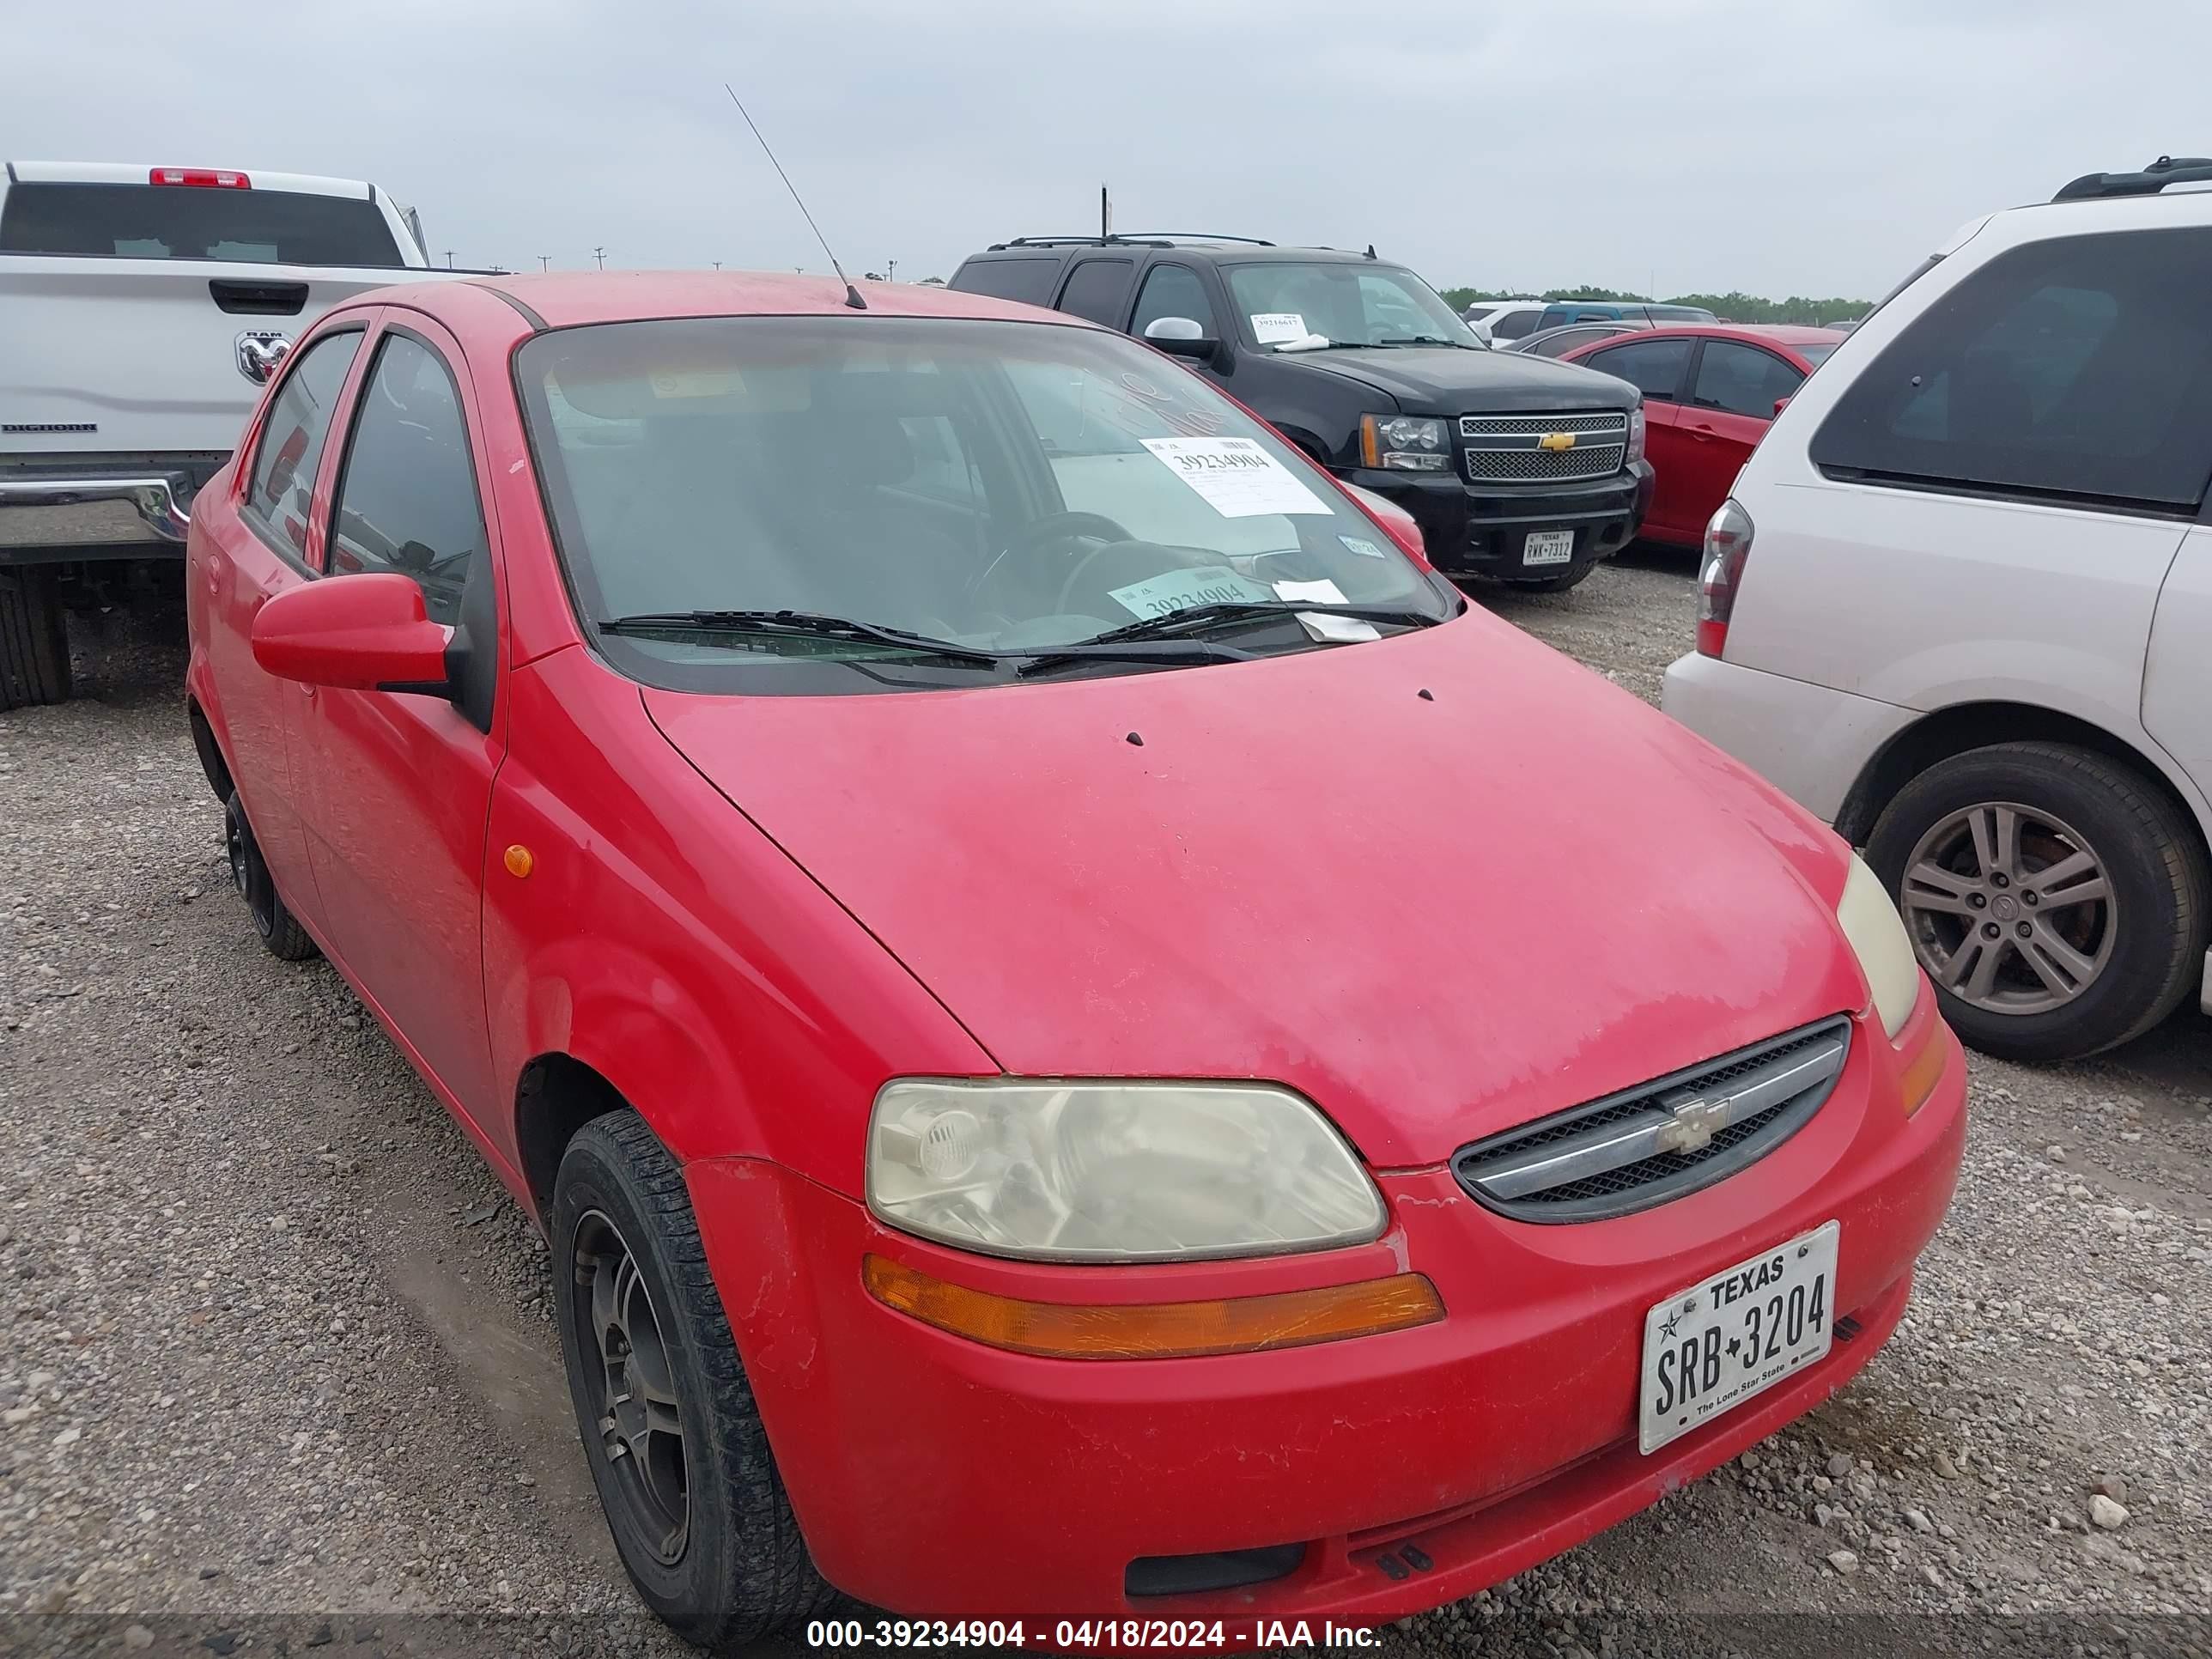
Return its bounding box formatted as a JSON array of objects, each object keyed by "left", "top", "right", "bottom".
[
  {"left": 1898, "top": 800, "right": 2114, "bottom": 1016},
  {"left": 570, "top": 1209, "right": 690, "bottom": 1565}
]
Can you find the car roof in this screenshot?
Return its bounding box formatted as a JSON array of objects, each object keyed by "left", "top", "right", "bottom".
[
  {"left": 6, "top": 159, "right": 377, "bottom": 198},
  {"left": 399, "top": 270, "right": 1101, "bottom": 332},
  {"left": 970, "top": 240, "right": 1396, "bottom": 268},
  {"left": 1591, "top": 323, "right": 1839, "bottom": 349}
]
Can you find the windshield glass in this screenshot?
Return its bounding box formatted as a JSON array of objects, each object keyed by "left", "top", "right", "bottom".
[
  {"left": 1796, "top": 341, "right": 1839, "bottom": 366},
  {"left": 1222, "top": 263, "right": 1480, "bottom": 351},
  {"left": 516, "top": 317, "right": 1455, "bottom": 692}
]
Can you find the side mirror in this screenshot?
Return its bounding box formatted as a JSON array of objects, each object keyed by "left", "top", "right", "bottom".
[
  {"left": 1772, "top": 396, "right": 1793, "bottom": 417},
  {"left": 251, "top": 573, "right": 452, "bottom": 694},
  {"left": 1141, "top": 316, "right": 1218, "bottom": 360}
]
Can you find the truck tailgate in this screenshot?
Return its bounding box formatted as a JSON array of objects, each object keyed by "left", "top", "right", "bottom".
[{"left": 0, "top": 258, "right": 461, "bottom": 455}]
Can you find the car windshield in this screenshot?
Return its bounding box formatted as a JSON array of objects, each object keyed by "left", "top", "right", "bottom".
[
  {"left": 516, "top": 316, "right": 1455, "bottom": 692},
  {"left": 1796, "top": 341, "right": 1839, "bottom": 365},
  {"left": 1222, "top": 263, "right": 1480, "bottom": 352}
]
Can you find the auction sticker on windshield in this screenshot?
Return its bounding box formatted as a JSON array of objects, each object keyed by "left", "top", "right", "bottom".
[
  {"left": 1108, "top": 566, "right": 1277, "bottom": 620},
  {"left": 1249, "top": 313, "right": 1308, "bottom": 345},
  {"left": 1142, "top": 437, "right": 1332, "bottom": 519},
  {"left": 1639, "top": 1220, "right": 1838, "bottom": 1454}
]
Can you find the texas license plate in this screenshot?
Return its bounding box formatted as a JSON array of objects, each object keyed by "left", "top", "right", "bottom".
[
  {"left": 1639, "top": 1220, "right": 1839, "bottom": 1454},
  {"left": 1522, "top": 529, "right": 1574, "bottom": 566}
]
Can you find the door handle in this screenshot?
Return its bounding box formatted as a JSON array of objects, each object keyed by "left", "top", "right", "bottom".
[
  {"left": 1687, "top": 424, "right": 1717, "bottom": 441},
  {"left": 298, "top": 684, "right": 317, "bottom": 701}
]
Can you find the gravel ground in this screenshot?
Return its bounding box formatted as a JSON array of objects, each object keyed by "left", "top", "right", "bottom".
[{"left": 3, "top": 563, "right": 2209, "bottom": 1658}]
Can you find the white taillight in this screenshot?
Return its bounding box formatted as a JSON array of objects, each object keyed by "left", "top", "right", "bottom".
[{"left": 1696, "top": 498, "right": 1754, "bottom": 659}]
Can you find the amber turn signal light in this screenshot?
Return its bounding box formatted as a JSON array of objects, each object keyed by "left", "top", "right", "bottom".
[
  {"left": 862, "top": 1255, "right": 1443, "bottom": 1360},
  {"left": 1898, "top": 1006, "right": 1949, "bottom": 1117}
]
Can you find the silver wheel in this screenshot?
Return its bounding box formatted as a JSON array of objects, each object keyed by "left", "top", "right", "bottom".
[{"left": 1898, "top": 800, "right": 2114, "bottom": 1016}]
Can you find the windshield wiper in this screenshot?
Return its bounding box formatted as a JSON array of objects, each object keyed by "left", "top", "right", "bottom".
[
  {"left": 598, "top": 609, "right": 1005, "bottom": 665},
  {"left": 1377, "top": 335, "right": 1477, "bottom": 349},
  {"left": 1070, "top": 600, "right": 1445, "bottom": 647}
]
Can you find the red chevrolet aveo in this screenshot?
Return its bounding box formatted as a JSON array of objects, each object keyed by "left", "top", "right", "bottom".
[{"left": 185, "top": 273, "right": 1964, "bottom": 1647}]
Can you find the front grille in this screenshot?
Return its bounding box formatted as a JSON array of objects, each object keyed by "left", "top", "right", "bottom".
[
  {"left": 1460, "top": 409, "right": 1628, "bottom": 484},
  {"left": 1450, "top": 1018, "right": 1850, "bottom": 1223}
]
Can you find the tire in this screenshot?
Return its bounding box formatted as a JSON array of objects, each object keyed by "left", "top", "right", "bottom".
[
  {"left": 224, "top": 791, "right": 319, "bottom": 962},
  {"left": 1504, "top": 563, "right": 1595, "bottom": 593},
  {"left": 1865, "top": 741, "right": 2207, "bottom": 1062},
  {"left": 551, "top": 1112, "right": 832, "bottom": 1650},
  {"left": 0, "top": 567, "right": 72, "bottom": 710}
]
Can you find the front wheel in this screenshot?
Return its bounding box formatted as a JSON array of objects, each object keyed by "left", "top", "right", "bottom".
[
  {"left": 551, "top": 1113, "right": 832, "bottom": 1650},
  {"left": 1865, "top": 741, "right": 2207, "bottom": 1061}
]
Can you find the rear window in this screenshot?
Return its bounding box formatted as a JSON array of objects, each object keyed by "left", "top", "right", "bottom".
[
  {"left": 0, "top": 182, "right": 403, "bottom": 265},
  {"left": 1650, "top": 305, "right": 1717, "bottom": 322},
  {"left": 950, "top": 257, "right": 1060, "bottom": 307},
  {"left": 1809, "top": 228, "right": 2212, "bottom": 511}
]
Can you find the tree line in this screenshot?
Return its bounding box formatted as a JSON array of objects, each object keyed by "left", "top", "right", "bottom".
[{"left": 1439, "top": 286, "right": 1872, "bottom": 326}]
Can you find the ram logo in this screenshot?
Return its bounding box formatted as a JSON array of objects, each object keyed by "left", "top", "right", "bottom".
[
  {"left": 1538, "top": 431, "right": 1577, "bottom": 452},
  {"left": 235, "top": 331, "right": 294, "bottom": 386}
]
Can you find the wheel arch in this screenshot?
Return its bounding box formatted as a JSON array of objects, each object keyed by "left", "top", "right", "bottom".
[
  {"left": 513, "top": 1051, "right": 636, "bottom": 1220},
  {"left": 185, "top": 695, "right": 234, "bottom": 803},
  {"left": 1834, "top": 701, "right": 2212, "bottom": 862}
]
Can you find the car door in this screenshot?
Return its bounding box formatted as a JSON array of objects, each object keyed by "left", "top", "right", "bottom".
[
  {"left": 288, "top": 314, "right": 505, "bottom": 1121},
  {"left": 1580, "top": 335, "right": 1695, "bottom": 538},
  {"left": 208, "top": 322, "right": 372, "bottom": 921},
  {"left": 1678, "top": 340, "right": 1806, "bottom": 532}
]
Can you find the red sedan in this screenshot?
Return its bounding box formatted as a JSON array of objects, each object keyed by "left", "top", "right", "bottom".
[
  {"left": 185, "top": 272, "right": 1961, "bottom": 1645},
  {"left": 1561, "top": 325, "right": 1841, "bottom": 548}
]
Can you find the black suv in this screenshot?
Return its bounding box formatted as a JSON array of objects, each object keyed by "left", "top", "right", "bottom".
[{"left": 949, "top": 235, "right": 1653, "bottom": 591}]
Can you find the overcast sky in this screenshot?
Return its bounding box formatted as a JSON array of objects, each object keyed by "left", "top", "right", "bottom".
[{"left": 3, "top": 0, "right": 2201, "bottom": 299}]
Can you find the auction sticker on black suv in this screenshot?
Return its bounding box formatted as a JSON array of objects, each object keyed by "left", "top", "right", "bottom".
[{"left": 1639, "top": 1219, "right": 1838, "bottom": 1453}]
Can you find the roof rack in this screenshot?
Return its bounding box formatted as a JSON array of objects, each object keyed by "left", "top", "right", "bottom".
[
  {"left": 985, "top": 234, "right": 1174, "bottom": 251},
  {"left": 1111, "top": 232, "right": 1275, "bottom": 246},
  {"left": 981, "top": 232, "right": 1276, "bottom": 252},
  {"left": 2052, "top": 155, "right": 2212, "bottom": 202}
]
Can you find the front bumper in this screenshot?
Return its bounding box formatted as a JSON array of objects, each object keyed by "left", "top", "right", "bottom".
[
  {"left": 1346, "top": 460, "right": 1652, "bottom": 581},
  {"left": 688, "top": 1013, "right": 1965, "bottom": 1626},
  {"left": 0, "top": 461, "right": 210, "bottom": 563}
]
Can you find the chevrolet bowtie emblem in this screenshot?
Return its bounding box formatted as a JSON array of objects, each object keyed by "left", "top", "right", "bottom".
[
  {"left": 1656, "top": 1096, "right": 1730, "bottom": 1155},
  {"left": 1538, "top": 431, "right": 1577, "bottom": 452}
]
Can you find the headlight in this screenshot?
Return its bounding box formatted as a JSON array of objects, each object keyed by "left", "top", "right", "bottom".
[
  {"left": 1626, "top": 404, "right": 1648, "bottom": 465},
  {"left": 1837, "top": 854, "right": 1920, "bottom": 1037},
  {"left": 867, "top": 1079, "right": 1386, "bottom": 1262},
  {"left": 1359, "top": 414, "right": 1451, "bottom": 471}
]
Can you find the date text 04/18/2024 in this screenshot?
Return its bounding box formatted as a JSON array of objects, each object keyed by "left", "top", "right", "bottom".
[{"left": 804, "top": 1620, "right": 1385, "bottom": 1650}]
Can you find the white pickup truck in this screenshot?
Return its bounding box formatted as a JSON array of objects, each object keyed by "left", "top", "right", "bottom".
[{"left": 0, "top": 161, "right": 458, "bottom": 707}]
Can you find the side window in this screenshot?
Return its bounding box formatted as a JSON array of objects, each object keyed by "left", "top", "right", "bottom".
[
  {"left": 1811, "top": 228, "right": 2212, "bottom": 508},
  {"left": 243, "top": 331, "right": 362, "bottom": 560},
  {"left": 1491, "top": 309, "right": 1542, "bottom": 341},
  {"left": 950, "top": 257, "right": 1058, "bottom": 306},
  {"left": 1131, "top": 264, "right": 1218, "bottom": 339},
  {"left": 325, "top": 334, "right": 485, "bottom": 625},
  {"left": 1537, "top": 307, "right": 1571, "bottom": 331},
  {"left": 1584, "top": 337, "right": 1692, "bottom": 401},
  {"left": 1692, "top": 342, "right": 1804, "bottom": 419},
  {"left": 1056, "top": 258, "right": 1136, "bottom": 326}
]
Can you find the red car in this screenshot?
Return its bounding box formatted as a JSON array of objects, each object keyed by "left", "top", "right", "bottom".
[
  {"left": 185, "top": 273, "right": 1962, "bottom": 1646},
  {"left": 1561, "top": 325, "right": 1841, "bottom": 548}
]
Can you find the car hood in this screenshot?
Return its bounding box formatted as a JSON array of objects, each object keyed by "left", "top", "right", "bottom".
[
  {"left": 1280, "top": 345, "right": 1636, "bottom": 414},
  {"left": 642, "top": 614, "right": 1865, "bottom": 1169}
]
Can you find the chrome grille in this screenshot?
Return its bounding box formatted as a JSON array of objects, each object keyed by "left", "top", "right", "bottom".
[
  {"left": 1460, "top": 409, "right": 1629, "bottom": 484},
  {"left": 1450, "top": 1018, "right": 1850, "bottom": 1223}
]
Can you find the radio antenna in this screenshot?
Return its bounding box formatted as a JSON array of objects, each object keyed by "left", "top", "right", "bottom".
[{"left": 723, "top": 83, "right": 866, "bottom": 310}]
